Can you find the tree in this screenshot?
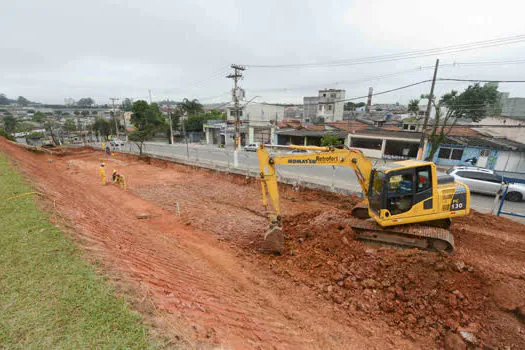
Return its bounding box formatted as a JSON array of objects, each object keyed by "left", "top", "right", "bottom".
[
  {"left": 109, "top": 117, "right": 124, "bottom": 135},
  {"left": 44, "top": 119, "right": 59, "bottom": 145},
  {"left": 121, "top": 98, "right": 133, "bottom": 112},
  {"left": 81, "top": 110, "right": 89, "bottom": 117},
  {"left": 425, "top": 83, "right": 499, "bottom": 160},
  {"left": 408, "top": 99, "right": 420, "bottom": 117},
  {"left": 91, "top": 110, "right": 98, "bottom": 116},
  {"left": 0, "top": 94, "right": 10, "bottom": 105},
  {"left": 183, "top": 110, "right": 224, "bottom": 132},
  {"left": 17, "top": 96, "right": 30, "bottom": 106},
  {"left": 321, "top": 135, "right": 342, "bottom": 146},
  {"left": 77, "top": 97, "right": 95, "bottom": 107},
  {"left": 129, "top": 101, "right": 165, "bottom": 155},
  {"left": 92, "top": 118, "right": 110, "bottom": 140},
  {"left": 32, "top": 111, "right": 46, "bottom": 123},
  {"left": 344, "top": 102, "right": 356, "bottom": 111},
  {"left": 63, "top": 119, "right": 77, "bottom": 132},
  {"left": 3, "top": 115, "right": 17, "bottom": 134},
  {"left": 73, "top": 110, "right": 80, "bottom": 116},
  {"left": 0, "top": 128, "right": 16, "bottom": 141},
  {"left": 178, "top": 98, "right": 203, "bottom": 116}
]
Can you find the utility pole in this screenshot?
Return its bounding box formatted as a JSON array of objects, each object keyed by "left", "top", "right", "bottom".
[
  {"left": 110, "top": 97, "right": 120, "bottom": 138},
  {"left": 417, "top": 58, "right": 439, "bottom": 160},
  {"left": 167, "top": 98, "right": 174, "bottom": 145},
  {"left": 226, "top": 64, "right": 245, "bottom": 167}
]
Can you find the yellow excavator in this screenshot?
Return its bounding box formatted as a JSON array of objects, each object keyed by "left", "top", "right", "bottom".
[{"left": 257, "top": 144, "right": 470, "bottom": 254}]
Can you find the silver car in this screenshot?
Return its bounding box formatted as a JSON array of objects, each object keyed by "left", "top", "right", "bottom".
[{"left": 447, "top": 166, "right": 525, "bottom": 202}]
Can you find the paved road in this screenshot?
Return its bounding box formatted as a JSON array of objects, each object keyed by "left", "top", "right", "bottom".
[{"left": 103, "top": 141, "right": 525, "bottom": 224}]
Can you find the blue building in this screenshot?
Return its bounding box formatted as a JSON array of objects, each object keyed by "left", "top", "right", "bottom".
[{"left": 425, "top": 135, "right": 525, "bottom": 173}]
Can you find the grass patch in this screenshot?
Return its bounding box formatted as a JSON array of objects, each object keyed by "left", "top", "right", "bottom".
[{"left": 0, "top": 154, "right": 152, "bottom": 349}]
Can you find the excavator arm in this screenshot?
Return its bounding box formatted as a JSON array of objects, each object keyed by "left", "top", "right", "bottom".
[{"left": 257, "top": 144, "right": 373, "bottom": 230}]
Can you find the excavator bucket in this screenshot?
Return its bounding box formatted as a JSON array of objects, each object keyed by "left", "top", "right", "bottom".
[
  {"left": 261, "top": 226, "right": 284, "bottom": 254},
  {"left": 350, "top": 199, "right": 370, "bottom": 219}
]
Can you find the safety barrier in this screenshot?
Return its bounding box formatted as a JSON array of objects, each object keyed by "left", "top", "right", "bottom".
[{"left": 493, "top": 184, "right": 525, "bottom": 219}]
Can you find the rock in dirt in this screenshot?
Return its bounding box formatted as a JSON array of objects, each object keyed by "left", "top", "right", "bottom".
[
  {"left": 361, "top": 278, "right": 381, "bottom": 289},
  {"left": 459, "top": 330, "right": 478, "bottom": 345},
  {"left": 444, "top": 331, "right": 466, "bottom": 350}
]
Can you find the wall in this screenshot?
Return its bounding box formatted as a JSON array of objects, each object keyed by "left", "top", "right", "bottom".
[
  {"left": 427, "top": 145, "right": 499, "bottom": 169},
  {"left": 303, "top": 97, "right": 319, "bottom": 120},
  {"left": 501, "top": 96, "right": 525, "bottom": 119},
  {"left": 495, "top": 151, "right": 525, "bottom": 173},
  {"left": 227, "top": 103, "right": 285, "bottom": 126},
  {"left": 475, "top": 116, "right": 524, "bottom": 143}
]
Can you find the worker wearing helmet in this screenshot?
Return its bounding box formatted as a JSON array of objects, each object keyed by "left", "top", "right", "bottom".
[
  {"left": 99, "top": 163, "right": 107, "bottom": 185},
  {"left": 115, "top": 172, "right": 127, "bottom": 191},
  {"left": 112, "top": 169, "right": 117, "bottom": 182}
]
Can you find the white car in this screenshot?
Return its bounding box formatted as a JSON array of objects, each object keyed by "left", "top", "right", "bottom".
[
  {"left": 447, "top": 166, "right": 525, "bottom": 202},
  {"left": 110, "top": 138, "right": 125, "bottom": 147},
  {"left": 244, "top": 143, "right": 260, "bottom": 152}
]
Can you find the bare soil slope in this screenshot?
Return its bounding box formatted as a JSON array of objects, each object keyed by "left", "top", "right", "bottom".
[{"left": 1, "top": 140, "right": 524, "bottom": 349}]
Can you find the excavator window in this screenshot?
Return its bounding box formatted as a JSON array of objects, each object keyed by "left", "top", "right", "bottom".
[
  {"left": 368, "top": 170, "right": 385, "bottom": 213},
  {"left": 386, "top": 170, "right": 415, "bottom": 215}
]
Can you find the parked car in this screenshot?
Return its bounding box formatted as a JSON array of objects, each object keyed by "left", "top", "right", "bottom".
[
  {"left": 446, "top": 166, "right": 525, "bottom": 202},
  {"left": 244, "top": 143, "right": 260, "bottom": 152},
  {"left": 110, "top": 138, "right": 125, "bottom": 147}
]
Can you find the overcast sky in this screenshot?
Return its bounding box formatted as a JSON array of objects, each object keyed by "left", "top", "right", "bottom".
[{"left": 2, "top": 0, "right": 525, "bottom": 105}]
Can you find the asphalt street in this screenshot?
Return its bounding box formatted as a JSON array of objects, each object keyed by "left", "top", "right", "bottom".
[{"left": 107, "top": 141, "right": 525, "bottom": 224}]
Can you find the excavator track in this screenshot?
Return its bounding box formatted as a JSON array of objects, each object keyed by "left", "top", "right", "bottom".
[{"left": 349, "top": 219, "right": 455, "bottom": 253}]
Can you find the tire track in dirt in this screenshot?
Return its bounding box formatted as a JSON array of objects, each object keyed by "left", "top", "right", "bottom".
[{"left": 0, "top": 140, "right": 417, "bottom": 349}]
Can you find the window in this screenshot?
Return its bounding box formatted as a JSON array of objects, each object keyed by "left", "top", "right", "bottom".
[
  {"left": 480, "top": 149, "right": 490, "bottom": 157},
  {"left": 409, "top": 125, "right": 416, "bottom": 131},
  {"left": 319, "top": 105, "right": 322, "bottom": 111},
  {"left": 388, "top": 173, "right": 414, "bottom": 194},
  {"left": 416, "top": 167, "right": 431, "bottom": 192},
  {"left": 438, "top": 147, "right": 464, "bottom": 160},
  {"left": 403, "top": 124, "right": 409, "bottom": 130},
  {"left": 438, "top": 148, "right": 451, "bottom": 159},
  {"left": 451, "top": 149, "right": 463, "bottom": 160},
  {"left": 330, "top": 93, "right": 336, "bottom": 98},
  {"left": 328, "top": 105, "right": 332, "bottom": 111},
  {"left": 323, "top": 93, "right": 326, "bottom": 97},
  {"left": 387, "top": 170, "right": 414, "bottom": 215}
]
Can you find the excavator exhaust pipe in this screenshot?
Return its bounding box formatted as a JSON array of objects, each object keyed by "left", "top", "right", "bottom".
[{"left": 261, "top": 225, "right": 284, "bottom": 254}]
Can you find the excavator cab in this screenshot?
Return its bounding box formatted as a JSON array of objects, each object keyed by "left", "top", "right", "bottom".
[{"left": 367, "top": 162, "right": 469, "bottom": 229}]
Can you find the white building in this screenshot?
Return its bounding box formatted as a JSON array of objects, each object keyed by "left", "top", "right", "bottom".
[
  {"left": 226, "top": 102, "right": 286, "bottom": 126},
  {"left": 317, "top": 89, "right": 345, "bottom": 122}
]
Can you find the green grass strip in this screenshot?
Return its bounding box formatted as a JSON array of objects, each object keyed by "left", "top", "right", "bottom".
[{"left": 0, "top": 153, "right": 153, "bottom": 349}]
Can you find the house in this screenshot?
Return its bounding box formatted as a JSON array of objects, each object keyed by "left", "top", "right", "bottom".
[
  {"left": 303, "top": 89, "right": 346, "bottom": 123},
  {"left": 424, "top": 126, "right": 525, "bottom": 173},
  {"left": 472, "top": 92, "right": 525, "bottom": 143}
]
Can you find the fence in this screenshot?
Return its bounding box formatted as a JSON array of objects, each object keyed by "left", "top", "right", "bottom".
[{"left": 493, "top": 184, "right": 525, "bottom": 219}]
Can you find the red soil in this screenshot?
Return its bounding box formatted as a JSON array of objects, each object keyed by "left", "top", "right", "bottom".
[{"left": 1, "top": 139, "right": 524, "bottom": 349}]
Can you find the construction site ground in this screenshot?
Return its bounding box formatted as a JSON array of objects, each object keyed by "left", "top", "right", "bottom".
[{"left": 1, "top": 138, "right": 524, "bottom": 349}]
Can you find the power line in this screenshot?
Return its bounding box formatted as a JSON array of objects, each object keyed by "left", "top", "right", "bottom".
[
  {"left": 245, "top": 34, "right": 525, "bottom": 69},
  {"left": 439, "top": 78, "right": 525, "bottom": 83}
]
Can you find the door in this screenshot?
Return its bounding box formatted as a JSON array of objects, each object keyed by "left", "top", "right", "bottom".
[
  {"left": 386, "top": 169, "right": 415, "bottom": 216},
  {"left": 477, "top": 173, "right": 504, "bottom": 195},
  {"left": 477, "top": 149, "right": 490, "bottom": 168}
]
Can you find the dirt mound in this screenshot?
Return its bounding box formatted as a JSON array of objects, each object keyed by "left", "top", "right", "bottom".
[{"left": 257, "top": 210, "right": 494, "bottom": 346}]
